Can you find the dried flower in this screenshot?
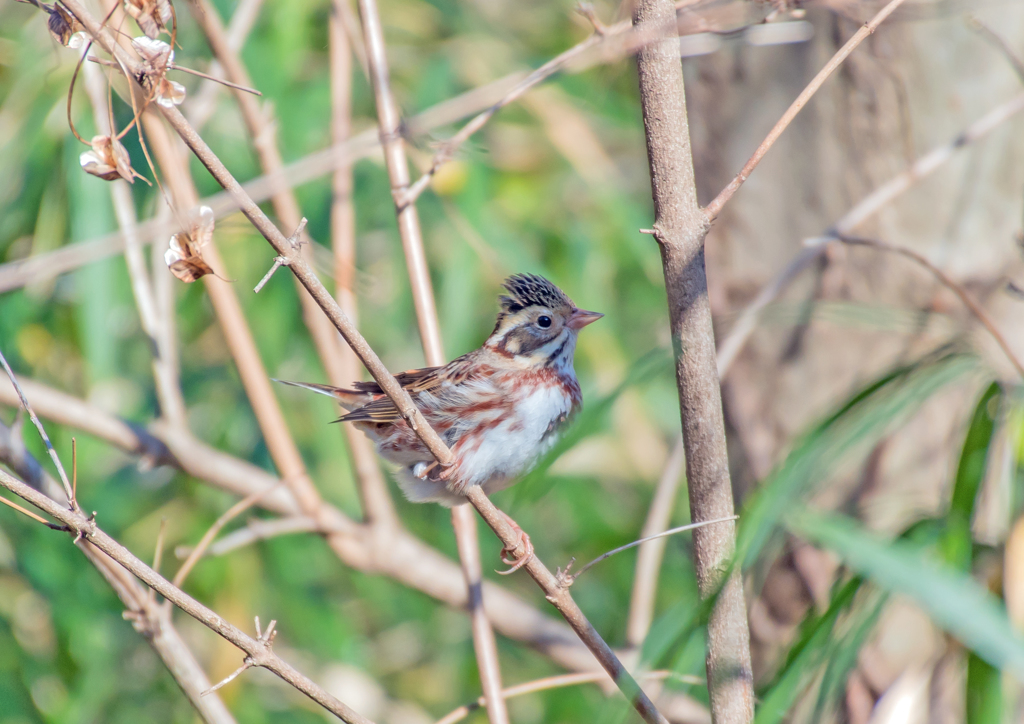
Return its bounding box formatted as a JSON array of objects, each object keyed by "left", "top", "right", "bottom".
[
  {"left": 131, "top": 36, "right": 186, "bottom": 107},
  {"left": 124, "top": 0, "right": 172, "bottom": 39},
  {"left": 47, "top": 4, "right": 86, "bottom": 48},
  {"left": 80, "top": 135, "right": 137, "bottom": 183},
  {"left": 165, "top": 206, "right": 215, "bottom": 283}
]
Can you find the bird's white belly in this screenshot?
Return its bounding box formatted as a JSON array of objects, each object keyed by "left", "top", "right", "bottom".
[{"left": 458, "top": 383, "right": 573, "bottom": 488}]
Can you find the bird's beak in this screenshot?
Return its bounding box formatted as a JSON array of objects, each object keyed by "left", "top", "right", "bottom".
[{"left": 567, "top": 308, "right": 604, "bottom": 330}]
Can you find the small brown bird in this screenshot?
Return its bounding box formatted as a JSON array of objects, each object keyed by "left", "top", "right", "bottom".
[{"left": 278, "top": 274, "right": 602, "bottom": 570}]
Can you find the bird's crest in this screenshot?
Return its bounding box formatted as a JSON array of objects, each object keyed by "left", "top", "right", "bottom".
[{"left": 499, "top": 274, "right": 573, "bottom": 313}]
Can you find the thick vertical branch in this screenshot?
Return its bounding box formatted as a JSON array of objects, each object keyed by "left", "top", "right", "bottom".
[
  {"left": 632, "top": 0, "right": 753, "bottom": 720},
  {"left": 354, "top": 0, "right": 508, "bottom": 720}
]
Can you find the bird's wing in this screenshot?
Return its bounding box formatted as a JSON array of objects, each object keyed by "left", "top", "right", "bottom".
[{"left": 338, "top": 355, "right": 480, "bottom": 424}]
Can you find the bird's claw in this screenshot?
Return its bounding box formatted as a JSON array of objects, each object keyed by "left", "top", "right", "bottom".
[{"left": 496, "top": 524, "right": 533, "bottom": 575}]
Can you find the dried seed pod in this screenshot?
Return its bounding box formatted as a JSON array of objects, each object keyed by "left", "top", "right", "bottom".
[
  {"left": 47, "top": 4, "right": 86, "bottom": 48},
  {"left": 165, "top": 207, "right": 215, "bottom": 283},
  {"left": 131, "top": 36, "right": 186, "bottom": 107},
  {"left": 124, "top": 0, "right": 173, "bottom": 39},
  {"left": 79, "top": 135, "right": 137, "bottom": 183}
]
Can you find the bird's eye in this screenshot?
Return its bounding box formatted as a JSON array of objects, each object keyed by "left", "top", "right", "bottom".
[{"left": 537, "top": 315, "right": 552, "bottom": 328}]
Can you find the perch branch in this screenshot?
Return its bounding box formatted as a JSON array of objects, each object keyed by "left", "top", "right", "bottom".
[{"left": 354, "top": 0, "right": 507, "bottom": 720}]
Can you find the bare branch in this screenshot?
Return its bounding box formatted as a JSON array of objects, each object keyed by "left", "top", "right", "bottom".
[
  {"left": 823, "top": 234, "right": 1024, "bottom": 379},
  {"left": 715, "top": 92, "right": 1024, "bottom": 379},
  {"left": 704, "top": 0, "right": 909, "bottom": 222},
  {"left": 0, "top": 468, "right": 375, "bottom": 724},
  {"left": 354, "top": 0, "right": 507, "bottom": 720},
  {"left": 632, "top": 0, "right": 752, "bottom": 716},
  {"left": 0, "top": 348, "right": 75, "bottom": 505}
]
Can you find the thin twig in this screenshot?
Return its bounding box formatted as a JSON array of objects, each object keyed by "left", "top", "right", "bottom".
[
  {"left": 170, "top": 63, "right": 262, "bottom": 95},
  {"left": 0, "top": 494, "right": 68, "bottom": 530},
  {"left": 0, "top": 347, "right": 75, "bottom": 505},
  {"left": 173, "top": 484, "right": 279, "bottom": 587},
  {"left": 704, "top": 0, "right": 909, "bottom": 221},
  {"left": 434, "top": 670, "right": 698, "bottom": 724},
  {"left": 823, "top": 234, "right": 1024, "bottom": 379},
  {"left": 0, "top": 422, "right": 238, "bottom": 724},
  {"left": 0, "top": 468, "right": 376, "bottom": 724},
  {"left": 715, "top": 92, "right": 1024, "bottom": 380},
  {"left": 567, "top": 515, "right": 738, "bottom": 583},
  {"left": 967, "top": 15, "right": 1024, "bottom": 85},
  {"left": 354, "top": 0, "right": 507, "bottom": 720},
  {"left": 330, "top": 0, "right": 397, "bottom": 527}
]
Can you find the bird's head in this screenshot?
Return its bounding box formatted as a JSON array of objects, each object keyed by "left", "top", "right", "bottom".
[{"left": 485, "top": 273, "right": 603, "bottom": 367}]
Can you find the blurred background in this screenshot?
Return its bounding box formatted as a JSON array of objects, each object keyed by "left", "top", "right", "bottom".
[{"left": 1, "top": 0, "right": 1023, "bottom": 722}]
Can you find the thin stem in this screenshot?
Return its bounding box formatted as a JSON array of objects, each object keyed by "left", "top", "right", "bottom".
[
  {"left": 704, "top": 0, "right": 909, "bottom": 222},
  {"left": 0, "top": 494, "right": 67, "bottom": 529},
  {"left": 330, "top": 0, "right": 397, "bottom": 527},
  {"left": 169, "top": 63, "right": 262, "bottom": 95},
  {"left": 715, "top": 92, "right": 1024, "bottom": 380},
  {"left": 0, "top": 347, "right": 75, "bottom": 505},
  {"left": 571, "top": 515, "right": 738, "bottom": 581},
  {"left": 173, "top": 485, "right": 278, "bottom": 587},
  {"left": 354, "top": 0, "right": 507, "bottom": 720},
  {"left": 827, "top": 234, "right": 1024, "bottom": 379}
]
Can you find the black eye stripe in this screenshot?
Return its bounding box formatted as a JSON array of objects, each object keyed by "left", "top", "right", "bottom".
[{"left": 537, "top": 315, "right": 552, "bottom": 328}]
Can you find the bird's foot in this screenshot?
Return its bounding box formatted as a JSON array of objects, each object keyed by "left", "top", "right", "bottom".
[{"left": 496, "top": 510, "right": 533, "bottom": 575}]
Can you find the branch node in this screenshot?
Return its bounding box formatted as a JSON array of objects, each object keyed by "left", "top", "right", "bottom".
[
  {"left": 555, "top": 557, "right": 576, "bottom": 589},
  {"left": 575, "top": 2, "right": 607, "bottom": 35}
]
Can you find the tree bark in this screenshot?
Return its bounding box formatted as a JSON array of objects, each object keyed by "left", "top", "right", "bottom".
[{"left": 632, "top": 0, "right": 754, "bottom": 721}]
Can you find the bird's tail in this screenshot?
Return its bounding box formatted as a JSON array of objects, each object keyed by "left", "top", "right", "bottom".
[{"left": 271, "top": 379, "right": 370, "bottom": 411}]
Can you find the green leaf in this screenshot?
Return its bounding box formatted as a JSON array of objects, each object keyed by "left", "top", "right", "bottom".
[
  {"left": 941, "top": 382, "right": 1001, "bottom": 570},
  {"left": 737, "top": 354, "right": 977, "bottom": 568},
  {"left": 789, "top": 509, "right": 1024, "bottom": 678},
  {"left": 755, "top": 577, "right": 863, "bottom": 724},
  {"left": 967, "top": 652, "right": 1003, "bottom": 724}
]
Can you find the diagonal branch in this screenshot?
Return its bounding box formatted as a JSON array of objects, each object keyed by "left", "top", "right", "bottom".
[
  {"left": 0, "top": 418, "right": 238, "bottom": 724},
  {"left": 354, "top": 0, "right": 507, "bottom": 720},
  {"left": 826, "top": 234, "right": 1024, "bottom": 379},
  {"left": 0, "top": 467, "right": 375, "bottom": 724},
  {"left": 714, "top": 92, "right": 1024, "bottom": 379},
  {"left": 704, "top": 0, "right": 909, "bottom": 222}
]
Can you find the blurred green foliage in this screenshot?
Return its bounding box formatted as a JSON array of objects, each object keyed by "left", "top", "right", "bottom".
[{"left": 1, "top": 0, "right": 1023, "bottom": 722}]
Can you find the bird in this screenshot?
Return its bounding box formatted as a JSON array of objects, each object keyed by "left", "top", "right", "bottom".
[{"left": 277, "top": 273, "right": 602, "bottom": 571}]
